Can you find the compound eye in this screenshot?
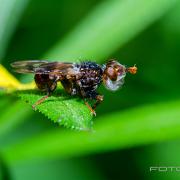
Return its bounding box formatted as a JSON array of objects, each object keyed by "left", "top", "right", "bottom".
[
  {"left": 106, "top": 66, "right": 117, "bottom": 81},
  {"left": 116, "top": 65, "right": 125, "bottom": 75}
]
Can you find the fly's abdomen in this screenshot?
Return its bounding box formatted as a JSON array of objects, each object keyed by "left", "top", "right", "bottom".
[{"left": 34, "top": 74, "right": 57, "bottom": 92}]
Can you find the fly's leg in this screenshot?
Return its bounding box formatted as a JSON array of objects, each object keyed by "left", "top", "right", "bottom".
[
  {"left": 86, "top": 94, "right": 103, "bottom": 116},
  {"left": 85, "top": 94, "right": 103, "bottom": 116},
  {"left": 84, "top": 100, "right": 96, "bottom": 116},
  {"left": 76, "top": 80, "right": 96, "bottom": 116},
  {"left": 92, "top": 95, "right": 104, "bottom": 110},
  {"left": 32, "top": 91, "right": 51, "bottom": 110}
]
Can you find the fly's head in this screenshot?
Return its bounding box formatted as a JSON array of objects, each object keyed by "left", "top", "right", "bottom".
[{"left": 102, "top": 59, "right": 137, "bottom": 91}]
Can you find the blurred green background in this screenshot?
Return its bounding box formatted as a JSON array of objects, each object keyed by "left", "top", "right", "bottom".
[{"left": 0, "top": 0, "right": 180, "bottom": 179}]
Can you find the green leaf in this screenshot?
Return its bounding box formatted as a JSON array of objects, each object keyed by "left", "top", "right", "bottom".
[
  {"left": 46, "top": 0, "right": 178, "bottom": 60},
  {"left": 3, "top": 99, "right": 180, "bottom": 163},
  {"left": 0, "top": 100, "right": 32, "bottom": 137},
  {"left": 0, "top": 0, "right": 30, "bottom": 137},
  {"left": 19, "top": 90, "right": 93, "bottom": 130}
]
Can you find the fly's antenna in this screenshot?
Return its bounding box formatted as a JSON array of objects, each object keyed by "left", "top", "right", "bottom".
[{"left": 126, "top": 64, "right": 137, "bottom": 74}]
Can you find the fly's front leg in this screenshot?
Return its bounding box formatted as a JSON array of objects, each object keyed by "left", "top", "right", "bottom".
[
  {"left": 84, "top": 93, "right": 104, "bottom": 116},
  {"left": 84, "top": 101, "right": 96, "bottom": 116},
  {"left": 92, "top": 94, "right": 104, "bottom": 110}
]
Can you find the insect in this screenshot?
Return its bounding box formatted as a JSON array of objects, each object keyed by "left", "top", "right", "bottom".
[{"left": 11, "top": 59, "right": 137, "bottom": 115}]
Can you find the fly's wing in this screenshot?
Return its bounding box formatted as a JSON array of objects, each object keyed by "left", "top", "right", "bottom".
[
  {"left": 11, "top": 60, "right": 79, "bottom": 77},
  {"left": 11, "top": 60, "right": 49, "bottom": 73},
  {"left": 36, "top": 62, "right": 79, "bottom": 78}
]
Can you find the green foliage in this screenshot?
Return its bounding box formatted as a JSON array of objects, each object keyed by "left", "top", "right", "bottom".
[
  {"left": 0, "top": 95, "right": 32, "bottom": 137},
  {"left": 2, "top": 99, "right": 180, "bottom": 163},
  {"left": 0, "top": 0, "right": 180, "bottom": 179},
  {"left": 0, "top": 0, "right": 29, "bottom": 60},
  {"left": 47, "top": 0, "right": 178, "bottom": 60},
  {"left": 19, "top": 90, "right": 93, "bottom": 130}
]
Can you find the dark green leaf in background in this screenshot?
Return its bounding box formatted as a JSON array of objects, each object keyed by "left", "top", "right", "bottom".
[{"left": 0, "top": 0, "right": 30, "bottom": 60}]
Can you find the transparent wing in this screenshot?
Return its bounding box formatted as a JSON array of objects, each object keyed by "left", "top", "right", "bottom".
[
  {"left": 11, "top": 60, "right": 49, "bottom": 73},
  {"left": 11, "top": 60, "right": 77, "bottom": 76}
]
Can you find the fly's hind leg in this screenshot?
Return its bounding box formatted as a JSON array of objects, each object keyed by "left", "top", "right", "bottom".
[{"left": 32, "top": 91, "right": 51, "bottom": 110}]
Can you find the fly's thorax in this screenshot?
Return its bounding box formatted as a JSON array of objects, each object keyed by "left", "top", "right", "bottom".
[{"left": 77, "top": 62, "right": 103, "bottom": 89}]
